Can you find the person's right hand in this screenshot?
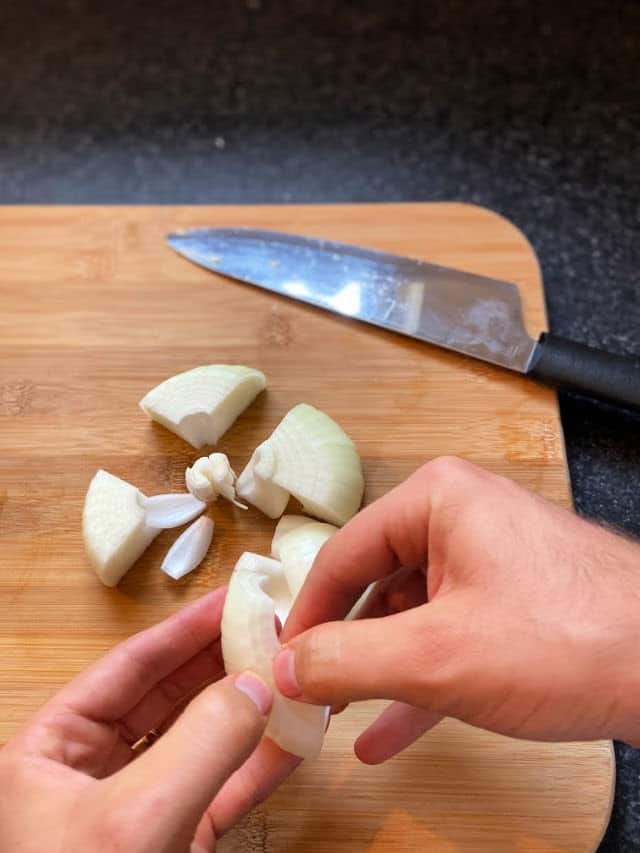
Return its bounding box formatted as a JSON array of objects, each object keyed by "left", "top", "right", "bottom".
[{"left": 274, "top": 457, "right": 640, "bottom": 764}]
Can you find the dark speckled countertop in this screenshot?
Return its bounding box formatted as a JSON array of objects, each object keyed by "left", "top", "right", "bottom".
[{"left": 1, "top": 0, "right": 639, "bottom": 847}]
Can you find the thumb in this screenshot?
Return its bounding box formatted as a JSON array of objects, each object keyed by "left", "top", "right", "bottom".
[
  {"left": 108, "top": 672, "right": 272, "bottom": 850},
  {"left": 273, "top": 602, "right": 460, "bottom": 708}
]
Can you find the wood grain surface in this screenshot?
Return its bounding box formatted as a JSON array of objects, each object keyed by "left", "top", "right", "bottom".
[{"left": 0, "top": 204, "right": 613, "bottom": 851}]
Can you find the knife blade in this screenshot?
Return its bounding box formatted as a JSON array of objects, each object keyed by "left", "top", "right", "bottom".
[{"left": 168, "top": 227, "right": 640, "bottom": 411}]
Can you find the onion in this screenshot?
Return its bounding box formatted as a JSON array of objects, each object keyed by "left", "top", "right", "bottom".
[
  {"left": 185, "top": 452, "right": 247, "bottom": 509},
  {"left": 141, "top": 493, "right": 206, "bottom": 528},
  {"left": 270, "top": 514, "right": 314, "bottom": 560},
  {"left": 236, "top": 404, "right": 364, "bottom": 526},
  {"left": 161, "top": 516, "right": 214, "bottom": 580},
  {"left": 221, "top": 552, "right": 328, "bottom": 759},
  {"left": 272, "top": 515, "right": 338, "bottom": 599},
  {"left": 139, "top": 364, "right": 266, "bottom": 449},
  {"left": 83, "top": 470, "right": 161, "bottom": 587}
]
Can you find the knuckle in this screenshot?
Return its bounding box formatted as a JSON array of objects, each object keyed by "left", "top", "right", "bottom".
[
  {"left": 296, "top": 626, "right": 341, "bottom": 700},
  {"left": 421, "top": 455, "right": 476, "bottom": 491},
  {"left": 155, "top": 675, "right": 188, "bottom": 707},
  {"left": 204, "top": 683, "right": 263, "bottom": 738}
]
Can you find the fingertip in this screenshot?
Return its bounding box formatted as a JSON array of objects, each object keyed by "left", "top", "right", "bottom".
[
  {"left": 273, "top": 647, "right": 302, "bottom": 698},
  {"left": 354, "top": 736, "right": 387, "bottom": 765},
  {"left": 234, "top": 672, "right": 273, "bottom": 716},
  {"left": 354, "top": 732, "right": 397, "bottom": 765}
]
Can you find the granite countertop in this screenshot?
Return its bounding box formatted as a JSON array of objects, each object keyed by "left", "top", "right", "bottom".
[{"left": 1, "top": 0, "right": 638, "bottom": 847}]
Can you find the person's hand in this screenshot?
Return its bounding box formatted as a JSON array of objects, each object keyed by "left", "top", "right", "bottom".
[
  {"left": 0, "top": 588, "right": 299, "bottom": 852},
  {"left": 275, "top": 456, "right": 640, "bottom": 763}
]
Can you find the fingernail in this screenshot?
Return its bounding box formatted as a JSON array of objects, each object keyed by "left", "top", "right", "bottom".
[
  {"left": 234, "top": 672, "right": 273, "bottom": 715},
  {"left": 191, "top": 844, "right": 210, "bottom": 853},
  {"left": 273, "top": 646, "right": 301, "bottom": 698}
]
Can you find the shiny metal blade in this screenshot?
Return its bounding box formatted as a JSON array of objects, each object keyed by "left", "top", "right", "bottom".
[{"left": 168, "top": 227, "right": 537, "bottom": 372}]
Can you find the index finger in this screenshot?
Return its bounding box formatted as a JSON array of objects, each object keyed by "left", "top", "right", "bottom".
[
  {"left": 282, "top": 465, "right": 434, "bottom": 641},
  {"left": 52, "top": 588, "right": 227, "bottom": 722}
]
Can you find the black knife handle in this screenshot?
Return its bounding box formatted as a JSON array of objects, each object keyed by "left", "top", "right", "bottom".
[{"left": 529, "top": 332, "right": 640, "bottom": 410}]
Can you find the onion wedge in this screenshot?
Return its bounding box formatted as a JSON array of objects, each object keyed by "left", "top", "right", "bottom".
[
  {"left": 139, "top": 364, "right": 266, "bottom": 449},
  {"left": 221, "top": 552, "right": 328, "bottom": 759},
  {"left": 83, "top": 470, "right": 160, "bottom": 587},
  {"left": 236, "top": 403, "right": 364, "bottom": 525},
  {"left": 271, "top": 515, "right": 338, "bottom": 599}
]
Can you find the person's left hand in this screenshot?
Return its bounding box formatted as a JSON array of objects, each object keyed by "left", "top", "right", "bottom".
[{"left": 0, "top": 588, "right": 300, "bottom": 852}]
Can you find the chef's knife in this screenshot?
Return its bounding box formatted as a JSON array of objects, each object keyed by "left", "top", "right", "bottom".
[{"left": 168, "top": 228, "right": 640, "bottom": 410}]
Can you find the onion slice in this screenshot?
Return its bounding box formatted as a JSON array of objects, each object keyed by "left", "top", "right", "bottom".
[
  {"left": 272, "top": 516, "right": 373, "bottom": 618},
  {"left": 141, "top": 493, "right": 206, "bottom": 528},
  {"left": 272, "top": 515, "right": 338, "bottom": 599},
  {"left": 236, "top": 403, "right": 364, "bottom": 526},
  {"left": 161, "top": 516, "right": 214, "bottom": 580},
  {"left": 139, "top": 364, "right": 266, "bottom": 449},
  {"left": 270, "top": 514, "right": 314, "bottom": 560},
  {"left": 221, "top": 552, "right": 327, "bottom": 759},
  {"left": 83, "top": 470, "right": 161, "bottom": 587}
]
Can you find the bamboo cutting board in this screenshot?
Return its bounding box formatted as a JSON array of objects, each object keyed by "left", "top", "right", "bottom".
[{"left": 0, "top": 204, "right": 613, "bottom": 851}]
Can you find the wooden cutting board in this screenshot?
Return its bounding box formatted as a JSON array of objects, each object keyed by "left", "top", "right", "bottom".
[{"left": 0, "top": 204, "right": 614, "bottom": 851}]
